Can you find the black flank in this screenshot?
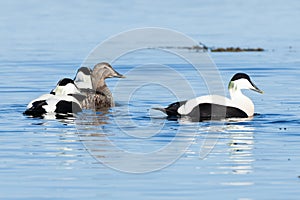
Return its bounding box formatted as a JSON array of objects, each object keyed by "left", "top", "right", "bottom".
[
  {"left": 188, "top": 103, "right": 248, "bottom": 121},
  {"left": 23, "top": 100, "right": 47, "bottom": 117},
  {"left": 55, "top": 100, "right": 82, "bottom": 114}
]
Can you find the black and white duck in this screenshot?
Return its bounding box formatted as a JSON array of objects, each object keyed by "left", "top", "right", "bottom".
[
  {"left": 73, "top": 66, "right": 93, "bottom": 90},
  {"left": 24, "top": 78, "right": 85, "bottom": 118},
  {"left": 154, "top": 73, "right": 263, "bottom": 121}
]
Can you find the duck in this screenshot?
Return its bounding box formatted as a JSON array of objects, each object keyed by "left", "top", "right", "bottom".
[
  {"left": 153, "top": 73, "right": 263, "bottom": 121},
  {"left": 73, "top": 66, "right": 93, "bottom": 90},
  {"left": 24, "top": 78, "right": 85, "bottom": 118},
  {"left": 79, "top": 62, "right": 125, "bottom": 110}
]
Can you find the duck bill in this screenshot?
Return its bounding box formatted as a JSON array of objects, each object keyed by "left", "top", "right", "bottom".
[
  {"left": 113, "top": 71, "right": 126, "bottom": 78},
  {"left": 251, "top": 83, "right": 264, "bottom": 94}
]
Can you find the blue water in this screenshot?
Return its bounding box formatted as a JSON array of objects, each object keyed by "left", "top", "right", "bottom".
[{"left": 1, "top": 1, "right": 300, "bottom": 200}]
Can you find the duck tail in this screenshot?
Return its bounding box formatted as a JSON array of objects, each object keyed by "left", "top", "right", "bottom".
[
  {"left": 152, "top": 107, "right": 167, "bottom": 114},
  {"left": 152, "top": 101, "right": 183, "bottom": 117}
]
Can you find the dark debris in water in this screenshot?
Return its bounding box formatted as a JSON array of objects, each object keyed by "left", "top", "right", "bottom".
[
  {"left": 158, "top": 45, "right": 207, "bottom": 52},
  {"left": 211, "top": 47, "right": 264, "bottom": 52},
  {"left": 159, "top": 44, "right": 264, "bottom": 53}
]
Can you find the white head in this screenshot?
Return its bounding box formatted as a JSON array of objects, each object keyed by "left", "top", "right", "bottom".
[
  {"left": 74, "top": 67, "right": 93, "bottom": 89},
  {"left": 228, "top": 73, "right": 263, "bottom": 94},
  {"left": 228, "top": 73, "right": 263, "bottom": 117},
  {"left": 51, "top": 78, "right": 81, "bottom": 95}
]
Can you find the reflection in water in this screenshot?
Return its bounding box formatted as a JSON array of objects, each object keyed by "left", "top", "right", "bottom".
[
  {"left": 188, "top": 121, "right": 256, "bottom": 186},
  {"left": 180, "top": 116, "right": 255, "bottom": 176},
  {"left": 19, "top": 119, "right": 88, "bottom": 172},
  {"left": 199, "top": 122, "right": 255, "bottom": 175},
  {"left": 31, "top": 102, "right": 256, "bottom": 176},
  {"left": 75, "top": 105, "right": 255, "bottom": 175},
  {"left": 76, "top": 106, "right": 198, "bottom": 173},
  {"left": 212, "top": 123, "right": 256, "bottom": 187},
  {"left": 77, "top": 109, "right": 110, "bottom": 126},
  {"left": 225, "top": 124, "right": 254, "bottom": 175},
  {"left": 75, "top": 110, "right": 111, "bottom": 147}
]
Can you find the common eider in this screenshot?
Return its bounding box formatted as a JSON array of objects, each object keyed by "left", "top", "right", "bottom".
[
  {"left": 154, "top": 73, "right": 263, "bottom": 121},
  {"left": 79, "top": 62, "right": 125, "bottom": 110},
  {"left": 24, "top": 78, "right": 85, "bottom": 118},
  {"left": 74, "top": 67, "right": 93, "bottom": 90}
]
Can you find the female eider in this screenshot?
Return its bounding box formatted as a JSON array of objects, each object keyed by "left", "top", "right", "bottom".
[
  {"left": 24, "top": 78, "right": 85, "bottom": 118},
  {"left": 80, "top": 62, "right": 125, "bottom": 110},
  {"left": 154, "top": 73, "right": 263, "bottom": 121}
]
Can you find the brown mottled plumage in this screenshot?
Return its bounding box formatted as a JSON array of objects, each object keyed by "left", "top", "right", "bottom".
[{"left": 80, "top": 62, "right": 125, "bottom": 110}]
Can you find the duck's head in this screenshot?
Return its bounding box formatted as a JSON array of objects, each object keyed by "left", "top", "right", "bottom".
[
  {"left": 74, "top": 67, "right": 93, "bottom": 89},
  {"left": 91, "top": 62, "right": 125, "bottom": 88},
  {"left": 92, "top": 62, "right": 125, "bottom": 79},
  {"left": 228, "top": 73, "right": 263, "bottom": 94},
  {"left": 75, "top": 67, "right": 92, "bottom": 76},
  {"left": 51, "top": 78, "right": 82, "bottom": 95}
]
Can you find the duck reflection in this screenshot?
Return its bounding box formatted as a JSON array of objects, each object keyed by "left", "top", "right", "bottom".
[
  {"left": 76, "top": 109, "right": 110, "bottom": 126},
  {"left": 179, "top": 116, "right": 255, "bottom": 175},
  {"left": 225, "top": 123, "right": 254, "bottom": 175},
  {"left": 75, "top": 107, "right": 256, "bottom": 174},
  {"left": 201, "top": 122, "right": 254, "bottom": 175}
]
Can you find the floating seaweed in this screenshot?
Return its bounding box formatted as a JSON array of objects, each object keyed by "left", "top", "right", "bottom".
[
  {"left": 158, "top": 43, "right": 264, "bottom": 52},
  {"left": 211, "top": 47, "right": 264, "bottom": 52}
]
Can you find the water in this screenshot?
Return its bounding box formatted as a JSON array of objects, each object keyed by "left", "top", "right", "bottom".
[{"left": 1, "top": 1, "right": 300, "bottom": 199}]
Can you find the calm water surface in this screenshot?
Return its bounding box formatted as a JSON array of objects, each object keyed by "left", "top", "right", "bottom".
[{"left": 1, "top": 1, "right": 300, "bottom": 200}]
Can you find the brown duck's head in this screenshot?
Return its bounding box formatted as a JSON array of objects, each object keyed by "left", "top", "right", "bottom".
[
  {"left": 92, "top": 62, "right": 125, "bottom": 79},
  {"left": 91, "top": 62, "right": 125, "bottom": 89}
]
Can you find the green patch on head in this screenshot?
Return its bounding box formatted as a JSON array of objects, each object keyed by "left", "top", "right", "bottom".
[
  {"left": 53, "top": 87, "right": 62, "bottom": 95},
  {"left": 228, "top": 81, "right": 234, "bottom": 90}
]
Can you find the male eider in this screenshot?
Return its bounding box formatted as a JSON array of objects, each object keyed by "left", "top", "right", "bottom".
[
  {"left": 24, "top": 78, "right": 85, "bottom": 118},
  {"left": 80, "top": 62, "right": 125, "bottom": 110},
  {"left": 154, "top": 73, "right": 263, "bottom": 121},
  {"left": 74, "top": 67, "right": 93, "bottom": 90}
]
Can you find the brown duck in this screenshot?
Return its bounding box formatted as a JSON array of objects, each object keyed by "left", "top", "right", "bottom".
[{"left": 78, "top": 62, "right": 125, "bottom": 110}]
